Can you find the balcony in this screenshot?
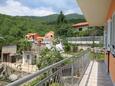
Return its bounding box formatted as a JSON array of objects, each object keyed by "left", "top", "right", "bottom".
[{"left": 7, "top": 50, "right": 113, "bottom": 86}]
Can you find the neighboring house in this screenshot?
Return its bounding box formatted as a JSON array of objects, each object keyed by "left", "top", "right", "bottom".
[
  {"left": 1, "top": 45, "right": 18, "bottom": 63},
  {"left": 77, "top": 0, "right": 115, "bottom": 85},
  {"left": 42, "top": 38, "right": 53, "bottom": 49},
  {"left": 71, "top": 21, "right": 100, "bottom": 51},
  {"left": 72, "top": 22, "right": 89, "bottom": 31},
  {"left": 44, "top": 31, "right": 54, "bottom": 40},
  {"left": 25, "top": 31, "right": 54, "bottom": 46},
  {"left": 22, "top": 51, "right": 36, "bottom": 65},
  {"left": 56, "top": 42, "right": 64, "bottom": 53},
  {"left": 25, "top": 33, "right": 44, "bottom": 45},
  {"left": 42, "top": 31, "right": 54, "bottom": 49},
  {"left": 21, "top": 43, "right": 45, "bottom": 65},
  {"left": 23, "top": 31, "right": 55, "bottom": 64}
]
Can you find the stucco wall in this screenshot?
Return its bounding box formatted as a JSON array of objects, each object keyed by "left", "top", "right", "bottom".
[
  {"left": 105, "top": 0, "right": 115, "bottom": 84},
  {"left": 105, "top": 51, "right": 115, "bottom": 85},
  {"left": 109, "top": 53, "right": 115, "bottom": 85}
]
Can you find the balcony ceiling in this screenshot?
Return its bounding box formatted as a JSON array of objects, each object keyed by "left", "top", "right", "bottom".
[{"left": 76, "top": 0, "right": 112, "bottom": 26}]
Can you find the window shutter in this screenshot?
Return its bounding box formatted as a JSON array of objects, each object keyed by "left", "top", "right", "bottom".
[
  {"left": 107, "top": 21, "right": 109, "bottom": 50},
  {"left": 107, "top": 19, "right": 112, "bottom": 51},
  {"left": 110, "top": 20, "right": 112, "bottom": 47},
  {"left": 111, "top": 12, "right": 115, "bottom": 56},
  {"left": 104, "top": 24, "right": 107, "bottom": 49}
]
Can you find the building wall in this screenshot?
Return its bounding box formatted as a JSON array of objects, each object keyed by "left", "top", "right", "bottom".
[
  {"left": 45, "top": 31, "right": 54, "bottom": 40},
  {"left": 2, "top": 45, "right": 17, "bottom": 54},
  {"left": 109, "top": 53, "right": 115, "bottom": 85},
  {"left": 105, "top": 51, "right": 108, "bottom": 66},
  {"left": 105, "top": 51, "right": 115, "bottom": 85},
  {"left": 22, "top": 52, "right": 33, "bottom": 65},
  {"left": 105, "top": 0, "right": 115, "bottom": 85},
  {"left": 107, "top": 0, "right": 115, "bottom": 20}
]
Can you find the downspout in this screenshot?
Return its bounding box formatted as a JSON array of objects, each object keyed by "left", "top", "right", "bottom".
[{"left": 107, "top": 51, "right": 110, "bottom": 73}]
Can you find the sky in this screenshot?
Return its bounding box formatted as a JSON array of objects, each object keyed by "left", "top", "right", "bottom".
[{"left": 0, "top": 0, "right": 82, "bottom": 16}]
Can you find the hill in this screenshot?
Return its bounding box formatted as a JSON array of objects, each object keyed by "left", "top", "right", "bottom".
[
  {"left": 23, "top": 13, "right": 84, "bottom": 22},
  {"left": 0, "top": 13, "right": 86, "bottom": 47}
]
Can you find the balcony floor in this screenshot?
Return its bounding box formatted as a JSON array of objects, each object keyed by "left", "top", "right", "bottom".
[{"left": 79, "top": 61, "right": 113, "bottom": 86}]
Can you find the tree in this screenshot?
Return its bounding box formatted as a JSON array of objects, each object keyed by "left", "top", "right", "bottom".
[
  {"left": 18, "top": 39, "right": 31, "bottom": 53},
  {"left": 56, "top": 11, "right": 76, "bottom": 37},
  {"left": 0, "top": 36, "right": 5, "bottom": 51},
  {"left": 57, "top": 11, "right": 67, "bottom": 25},
  {"left": 56, "top": 24, "right": 74, "bottom": 37},
  {"left": 37, "top": 48, "right": 63, "bottom": 69}
]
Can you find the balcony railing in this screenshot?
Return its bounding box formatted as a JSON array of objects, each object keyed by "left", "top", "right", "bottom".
[
  {"left": 67, "top": 36, "right": 103, "bottom": 42},
  {"left": 7, "top": 50, "right": 90, "bottom": 86}
]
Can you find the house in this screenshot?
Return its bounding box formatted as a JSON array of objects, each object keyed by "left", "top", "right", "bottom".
[
  {"left": 22, "top": 43, "right": 45, "bottom": 65},
  {"left": 42, "top": 31, "right": 54, "bottom": 49},
  {"left": 1, "top": 45, "right": 19, "bottom": 63},
  {"left": 25, "top": 33, "right": 44, "bottom": 45},
  {"left": 44, "top": 31, "right": 54, "bottom": 40},
  {"left": 72, "top": 22, "right": 89, "bottom": 31},
  {"left": 22, "top": 51, "right": 36, "bottom": 65},
  {"left": 25, "top": 31, "right": 54, "bottom": 46},
  {"left": 77, "top": 0, "right": 115, "bottom": 85},
  {"left": 23, "top": 31, "right": 55, "bottom": 64}
]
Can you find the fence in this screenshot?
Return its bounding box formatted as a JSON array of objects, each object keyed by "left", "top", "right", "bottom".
[
  {"left": 67, "top": 36, "right": 103, "bottom": 45},
  {"left": 67, "top": 36, "right": 103, "bottom": 41},
  {"left": 7, "top": 50, "right": 90, "bottom": 86}
]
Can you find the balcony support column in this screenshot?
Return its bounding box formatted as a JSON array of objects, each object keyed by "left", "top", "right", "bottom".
[{"left": 71, "top": 58, "right": 74, "bottom": 86}]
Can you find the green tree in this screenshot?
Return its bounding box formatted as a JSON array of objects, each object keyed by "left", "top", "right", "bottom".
[
  {"left": 18, "top": 39, "right": 31, "bottom": 53},
  {"left": 57, "top": 11, "right": 67, "bottom": 25},
  {"left": 0, "top": 36, "right": 5, "bottom": 50},
  {"left": 56, "top": 24, "right": 74, "bottom": 37},
  {"left": 37, "top": 48, "right": 63, "bottom": 69}
]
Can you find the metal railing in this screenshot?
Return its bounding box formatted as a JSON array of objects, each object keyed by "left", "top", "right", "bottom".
[
  {"left": 7, "top": 50, "right": 90, "bottom": 86},
  {"left": 67, "top": 36, "right": 103, "bottom": 42}
]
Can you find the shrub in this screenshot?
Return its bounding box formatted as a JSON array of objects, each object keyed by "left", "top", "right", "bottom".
[{"left": 37, "top": 48, "right": 63, "bottom": 69}]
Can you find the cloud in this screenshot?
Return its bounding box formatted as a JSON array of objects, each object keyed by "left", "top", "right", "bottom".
[
  {"left": 18, "top": 0, "right": 72, "bottom": 9},
  {"left": 0, "top": 0, "right": 82, "bottom": 16},
  {"left": 19, "top": 0, "right": 82, "bottom": 13},
  {"left": 64, "top": 9, "right": 82, "bottom": 15},
  {"left": 0, "top": 0, "right": 56, "bottom": 16},
  {"left": 64, "top": 10, "right": 77, "bottom": 15}
]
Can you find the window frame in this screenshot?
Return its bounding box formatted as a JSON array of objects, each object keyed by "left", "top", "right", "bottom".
[
  {"left": 104, "top": 23, "right": 107, "bottom": 50},
  {"left": 107, "top": 19, "right": 112, "bottom": 51},
  {"left": 111, "top": 12, "right": 115, "bottom": 57}
]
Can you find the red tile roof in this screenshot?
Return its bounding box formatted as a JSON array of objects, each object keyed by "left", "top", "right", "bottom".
[{"left": 72, "top": 22, "right": 89, "bottom": 28}]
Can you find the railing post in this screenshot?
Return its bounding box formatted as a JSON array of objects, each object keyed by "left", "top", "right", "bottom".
[{"left": 71, "top": 57, "right": 74, "bottom": 86}]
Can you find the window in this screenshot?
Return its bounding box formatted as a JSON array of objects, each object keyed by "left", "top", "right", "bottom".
[
  {"left": 111, "top": 13, "right": 115, "bottom": 57},
  {"left": 104, "top": 23, "right": 107, "bottom": 49},
  {"left": 79, "top": 28, "right": 82, "bottom": 31},
  {"left": 107, "top": 19, "right": 112, "bottom": 51},
  {"left": 27, "top": 55, "right": 30, "bottom": 60},
  {"left": 51, "top": 35, "right": 53, "bottom": 37}
]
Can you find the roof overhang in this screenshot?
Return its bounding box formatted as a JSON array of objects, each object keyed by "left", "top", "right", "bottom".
[
  {"left": 72, "top": 22, "right": 89, "bottom": 28},
  {"left": 76, "top": 0, "right": 112, "bottom": 26}
]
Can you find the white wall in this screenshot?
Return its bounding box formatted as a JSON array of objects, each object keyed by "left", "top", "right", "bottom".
[{"left": 22, "top": 52, "right": 33, "bottom": 65}]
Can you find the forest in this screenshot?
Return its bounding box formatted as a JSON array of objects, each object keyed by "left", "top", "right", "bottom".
[{"left": 0, "top": 12, "right": 103, "bottom": 49}]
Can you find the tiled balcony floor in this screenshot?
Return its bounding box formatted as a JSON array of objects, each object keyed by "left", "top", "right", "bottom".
[{"left": 79, "top": 61, "right": 113, "bottom": 86}]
